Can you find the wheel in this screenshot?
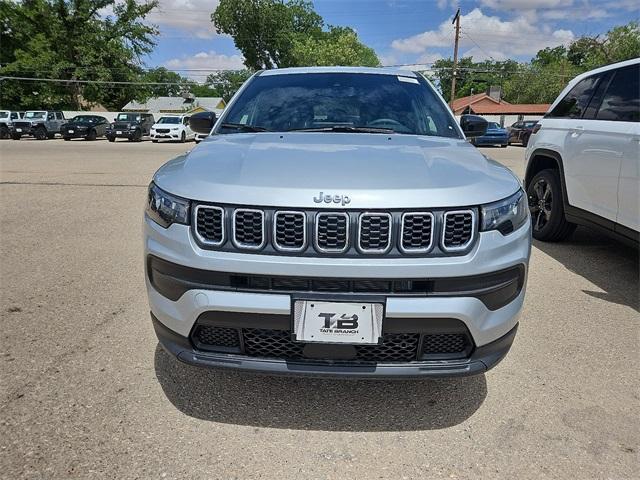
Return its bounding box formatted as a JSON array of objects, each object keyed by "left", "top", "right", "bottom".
[
  {"left": 11, "top": 134, "right": 21, "bottom": 140},
  {"left": 108, "top": 136, "right": 115, "bottom": 143},
  {"left": 527, "top": 169, "right": 576, "bottom": 242},
  {"left": 47, "top": 132, "right": 55, "bottom": 139},
  {"left": 180, "top": 131, "right": 186, "bottom": 143},
  {"left": 86, "top": 129, "right": 97, "bottom": 141},
  {"left": 134, "top": 129, "right": 142, "bottom": 142},
  {"left": 501, "top": 144, "right": 508, "bottom": 148},
  {"left": 0, "top": 125, "right": 8, "bottom": 139},
  {"left": 152, "top": 139, "right": 158, "bottom": 143},
  {"left": 63, "top": 137, "right": 71, "bottom": 141},
  {"left": 34, "top": 127, "right": 47, "bottom": 140}
]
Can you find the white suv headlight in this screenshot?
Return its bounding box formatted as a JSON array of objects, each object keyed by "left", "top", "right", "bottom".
[
  {"left": 146, "top": 183, "right": 190, "bottom": 228},
  {"left": 480, "top": 189, "right": 529, "bottom": 235}
]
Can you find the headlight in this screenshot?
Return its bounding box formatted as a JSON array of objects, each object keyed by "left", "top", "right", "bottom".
[
  {"left": 480, "top": 189, "right": 529, "bottom": 235},
  {"left": 130, "top": 125, "right": 137, "bottom": 129},
  {"left": 146, "top": 183, "right": 190, "bottom": 228}
]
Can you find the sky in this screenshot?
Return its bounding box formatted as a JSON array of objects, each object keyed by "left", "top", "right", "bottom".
[{"left": 142, "top": 0, "right": 639, "bottom": 80}]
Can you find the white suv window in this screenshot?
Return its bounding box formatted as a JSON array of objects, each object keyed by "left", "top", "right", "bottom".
[
  {"left": 547, "top": 74, "right": 602, "bottom": 119},
  {"left": 596, "top": 65, "right": 640, "bottom": 122}
]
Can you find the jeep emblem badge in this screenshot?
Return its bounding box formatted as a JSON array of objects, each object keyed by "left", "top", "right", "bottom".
[{"left": 313, "top": 191, "right": 351, "bottom": 206}]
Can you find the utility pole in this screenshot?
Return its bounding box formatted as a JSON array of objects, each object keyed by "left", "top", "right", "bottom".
[{"left": 450, "top": 8, "right": 461, "bottom": 110}]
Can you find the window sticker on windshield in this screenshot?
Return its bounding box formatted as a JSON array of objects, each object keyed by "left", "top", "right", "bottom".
[{"left": 398, "top": 76, "right": 419, "bottom": 84}]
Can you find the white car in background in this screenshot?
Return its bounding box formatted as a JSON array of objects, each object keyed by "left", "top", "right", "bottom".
[
  {"left": 150, "top": 115, "right": 194, "bottom": 143},
  {"left": 194, "top": 132, "right": 208, "bottom": 143},
  {"left": 525, "top": 58, "right": 639, "bottom": 246}
]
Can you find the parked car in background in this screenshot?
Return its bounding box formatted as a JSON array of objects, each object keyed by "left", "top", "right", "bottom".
[
  {"left": 0, "top": 110, "right": 22, "bottom": 139},
  {"left": 150, "top": 115, "right": 194, "bottom": 143},
  {"left": 525, "top": 58, "right": 639, "bottom": 245},
  {"left": 106, "top": 112, "right": 154, "bottom": 142},
  {"left": 11, "top": 110, "right": 65, "bottom": 140},
  {"left": 472, "top": 121, "right": 508, "bottom": 147},
  {"left": 62, "top": 115, "right": 109, "bottom": 141},
  {"left": 508, "top": 120, "right": 538, "bottom": 146}
]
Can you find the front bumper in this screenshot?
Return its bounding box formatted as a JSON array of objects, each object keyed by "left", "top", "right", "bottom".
[
  {"left": 151, "top": 131, "right": 182, "bottom": 140},
  {"left": 153, "top": 312, "right": 518, "bottom": 378},
  {"left": 145, "top": 218, "right": 530, "bottom": 377},
  {"left": 475, "top": 136, "right": 509, "bottom": 146},
  {"left": 63, "top": 130, "right": 90, "bottom": 138},
  {"left": 107, "top": 129, "right": 137, "bottom": 139}
]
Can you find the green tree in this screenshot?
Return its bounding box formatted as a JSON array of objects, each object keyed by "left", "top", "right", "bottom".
[
  {"left": 212, "top": 0, "right": 379, "bottom": 69},
  {"left": 204, "top": 70, "right": 253, "bottom": 101},
  {"left": 0, "top": 0, "right": 159, "bottom": 110},
  {"left": 291, "top": 26, "right": 379, "bottom": 67}
]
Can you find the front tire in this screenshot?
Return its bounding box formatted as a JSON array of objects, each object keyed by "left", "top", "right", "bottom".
[
  {"left": 12, "top": 134, "right": 21, "bottom": 140},
  {"left": 0, "top": 125, "right": 8, "bottom": 139},
  {"left": 63, "top": 137, "right": 71, "bottom": 141},
  {"left": 180, "top": 131, "right": 186, "bottom": 143},
  {"left": 35, "top": 127, "right": 47, "bottom": 140},
  {"left": 108, "top": 136, "right": 115, "bottom": 142},
  {"left": 86, "top": 129, "right": 97, "bottom": 141},
  {"left": 527, "top": 169, "right": 576, "bottom": 242}
]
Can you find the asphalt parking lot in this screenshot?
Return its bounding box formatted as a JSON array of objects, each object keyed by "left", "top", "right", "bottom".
[{"left": 1, "top": 138, "right": 638, "bottom": 479}]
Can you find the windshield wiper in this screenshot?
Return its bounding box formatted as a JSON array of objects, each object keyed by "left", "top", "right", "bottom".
[
  {"left": 287, "top": 126, "right": 395, "bottom": 134},
  {"left": 220, "top": 122, "right": 270, "bottom": 132}
]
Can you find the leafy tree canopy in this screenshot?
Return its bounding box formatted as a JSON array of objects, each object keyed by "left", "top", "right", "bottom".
[
  {"left": 212, "top": 0, "right": 379, "bottom": 69},
  {"left": 0, "top": 0, "right": 159, "bottom": 110}
]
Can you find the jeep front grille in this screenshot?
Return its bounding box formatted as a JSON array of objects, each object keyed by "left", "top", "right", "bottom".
[
  {"left": 315, "top": 212, "right": 349, "bottom": 253},
  {"left": 274, "top": 211, "right": 306, "bottom": 251},
  {"left": 195, "top": 206, "right": 224, "bottom": 246},
  {"left": 358, "top": 213, "right": 392, "bottom": 253},
  {"left": 442, "top": 210, "right": 475, "bottom": 251},
  {"left": 233, "top": 209, "right": 265, "bottom": 249},
  {"left": 192, "top": 204, "right": 478, "bottom": 256},
  {"left": 401, "top": 212, "right": 434, "bottom": 253}
]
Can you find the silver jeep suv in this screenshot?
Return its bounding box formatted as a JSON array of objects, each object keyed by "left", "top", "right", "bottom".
[{"left": 144, "top": 67, "right": 531, "bottom": 378}]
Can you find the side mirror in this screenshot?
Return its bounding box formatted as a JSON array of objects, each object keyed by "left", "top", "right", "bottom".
[
  {"left": 190, "top": 111, "right": 216, "bottom": 134},
  {"left": 460, "top": 114, "right": 488, "bottom": 138}
]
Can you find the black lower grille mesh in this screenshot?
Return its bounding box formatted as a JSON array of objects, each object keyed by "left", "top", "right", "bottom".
[{"left": 192, "top": 326, "right": 472, "bottom": 362}]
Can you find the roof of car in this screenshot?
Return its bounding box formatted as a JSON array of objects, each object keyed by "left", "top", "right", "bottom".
[{"left": 259, "top": 66, "right": 419, "bottom": 78}]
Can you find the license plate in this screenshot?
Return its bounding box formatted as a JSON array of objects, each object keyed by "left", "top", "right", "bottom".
[
  {"left": 68, "top": 129, "right": 74, "bottom": 134},
  {"left": 15, "top": 128, "right": 22, "bottom": 132},
  {"left": 293, "top": 301, "right": 383, "bottom": 344},
  {"left": 116, "top": 130, "right": 122, "bottom": 134}
]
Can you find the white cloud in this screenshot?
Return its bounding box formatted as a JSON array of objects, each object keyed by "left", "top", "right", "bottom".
[
  {"left": 148, "top": 0, "right": 221, "bottom": 39},
  {"left": 165, "top": 51, "right": 245, "bottom": 79},
  {"left": 391, "top": 8, "right": 575, "bottom": 60}
]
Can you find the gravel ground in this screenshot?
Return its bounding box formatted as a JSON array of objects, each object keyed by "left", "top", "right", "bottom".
[{"left": 1, "top": 138, "right": 638, "bottom": 479}]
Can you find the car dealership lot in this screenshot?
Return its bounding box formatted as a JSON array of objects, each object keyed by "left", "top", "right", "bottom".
[{"left": 1, "top": 140, "right": 638, "bottom": 479}]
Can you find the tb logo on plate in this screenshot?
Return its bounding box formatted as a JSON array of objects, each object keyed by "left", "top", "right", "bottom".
[{"left": 318, "top": 313, "right": 359, "bottom": 330}]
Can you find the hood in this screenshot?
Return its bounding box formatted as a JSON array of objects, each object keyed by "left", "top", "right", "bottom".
[
  {"left": 151, "top": 122, "right": 180, "bottom": 129},
  {"left": 65, "top": 121, "right": 93, "bottom": 128},
  {"left": 154, "top": 132, "right": 520, "bottom": 209}
]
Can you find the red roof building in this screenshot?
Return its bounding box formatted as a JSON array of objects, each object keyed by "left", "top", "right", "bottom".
[{"left": 452, "top": 92, "right": 549, "bottom": 116}]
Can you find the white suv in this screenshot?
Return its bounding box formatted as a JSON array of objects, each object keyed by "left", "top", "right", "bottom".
[
  {"left": 525, "top": 58, "right": 639, "bottom": 245},
  {"left": 150, "top": 115, "right": 194, "bottom": 143}
]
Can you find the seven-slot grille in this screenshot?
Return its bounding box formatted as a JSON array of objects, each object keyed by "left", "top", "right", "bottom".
[
  {"left": 274, "top": 211, "right": 306, "bottom": 251},
  {"left": 193, "top": 205, "right": 478, "bottom": 255},
  {"left": 315, "top": 213, "right": 349, "bottom": 252},
  {"left": 358, "top": 213, "right": 392, "bottom": 253},
  {"left": 401, "top": 212, "right": 434, "bottom": 252},
  {"left": 443, "top": 210, "right": 475, "bottom": 251},
  {"left": 233, "top": 209, "right": 265, "bottom": 249},
  {"left": 195, "top": 206, "right": 224, "bottom": 245}
]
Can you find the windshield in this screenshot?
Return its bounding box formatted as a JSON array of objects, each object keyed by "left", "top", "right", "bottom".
[
  {"left": 72, "top": 116, "right": 100, "bottom": 123},
  {"left": 524, "top": 121, "right": 537, "bottom": 127},
  {"left": 117, "top": 113, "right": 141, "bottom": 122},
  {"left": 157, "top": 117, "right": 180, "bottom": 124},
  {"left": 25, "top": 111, "right": 46, "bottom": 119},
  {"left": 0, "top": 112, "right": 8, "bottom": 119},
  {"left": 220, "top": 72, "right": 460, "bottom": 138}
]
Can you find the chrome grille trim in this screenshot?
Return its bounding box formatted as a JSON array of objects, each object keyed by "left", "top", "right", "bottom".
[
  {"left": 441, "top": 210, "right": 476, "bottom": 252},
  {"left": 232, "top": 208, "right": 266, "bottom": 250},
  {"left": 193, "top": 205, "right": 225, "bottom": 246},
  {"left": 273, "top": 211, "right": 307, "bottom": 252},
  {"left": 357, "top": 212, "right": 392, "bottom": 254},
  {"left": 400, "top": 212, "right": 434, "bottom": 253},
  {"left": 315, "top": 212, "right": 350, "bottom": 253}
]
